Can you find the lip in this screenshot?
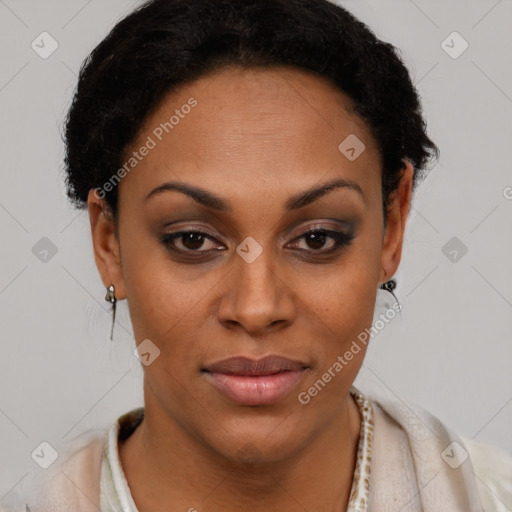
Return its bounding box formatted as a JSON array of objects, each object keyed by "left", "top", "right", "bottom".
[{"left": 202, "top": 355, "right": 310, "bottom": 406}]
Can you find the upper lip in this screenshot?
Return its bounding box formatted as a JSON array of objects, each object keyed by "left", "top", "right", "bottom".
[{"left": 203, "top": 355, "right": 309, "bottom": 376}]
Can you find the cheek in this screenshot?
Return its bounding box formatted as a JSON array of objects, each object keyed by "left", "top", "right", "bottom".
[
  {"left": 303, "top": 230, "right": 381, "bottom": 317},
  {"left": 294, "top": 234, "right": 382, "bottom": 375},
  {"left": 118, "top": 229, "right": 188, "bottom": 339},
  {"left": 120, "top": 237, "right": 217, "bottom": 379},
  {"left": 298, "top": 268, "right": 378, "bottom": 366},
  {"left": 124, "top": 266, "right": 202, "bottom": 343}
]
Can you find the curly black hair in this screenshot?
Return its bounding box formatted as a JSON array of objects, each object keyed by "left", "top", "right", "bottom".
[{"left": 62, "top": 0, "right": 439, "bottom": 225}]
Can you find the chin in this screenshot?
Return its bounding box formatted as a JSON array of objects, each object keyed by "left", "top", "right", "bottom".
[{"left": 205, "top": 417, "right": 308, "bottom": 465}]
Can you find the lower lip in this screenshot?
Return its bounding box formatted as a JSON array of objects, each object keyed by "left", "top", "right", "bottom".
[{"left": 203, "top": 370, "right": 307, "bottom": 406}]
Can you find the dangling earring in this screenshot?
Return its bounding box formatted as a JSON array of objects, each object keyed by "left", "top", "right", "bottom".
[
  {"left": 379, "top": 278, "right": 401, "bottom": 308},
  {"left": 105, "top": 284, "right": 117, "bottom": 341}
]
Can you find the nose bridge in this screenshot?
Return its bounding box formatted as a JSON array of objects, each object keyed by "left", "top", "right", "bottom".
[
  {"left": 235, "top": 238, "right": 281, "bottom": 307},
  {"left": 218, "top": 237, "right": 295, "bottom": 332},
  {"left": 238, "top": 243, "right": 278, "bottom": 297}
]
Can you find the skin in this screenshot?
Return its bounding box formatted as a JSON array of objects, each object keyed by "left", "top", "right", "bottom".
[{"left": 88, "top": 65, "right": 413, "bottom": 511}]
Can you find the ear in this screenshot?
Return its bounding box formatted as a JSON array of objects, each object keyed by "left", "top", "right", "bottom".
[
  {"left": 379, "top": 160, "right": 414, "bottom": 283},
  {"left": 87, "top": 189, "right": 126, "bottom": 299}
]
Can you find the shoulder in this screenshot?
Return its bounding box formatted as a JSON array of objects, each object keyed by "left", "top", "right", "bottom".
[
  {"left": 21, "top": 408, "right": 144, "bottom": 512},
  {"left": 22, "top": 429, "right": 107, "bottom": 512},
  {"left": 462, "top": 436, "right": 512, "bottom": 512},
  {"left": 360, "top": 388, "right": 511, "bottom": 511}
]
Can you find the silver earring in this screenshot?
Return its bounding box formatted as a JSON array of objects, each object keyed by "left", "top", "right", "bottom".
[
  {"left": 379, "top": 278, "right": 400, "bottom": 305},
  {"left": 104, "top": 284, "right": 117, "bottom": 341}
]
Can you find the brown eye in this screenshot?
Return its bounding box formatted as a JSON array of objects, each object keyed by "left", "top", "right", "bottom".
[
  {"left": 288, "top": 229, "right": 354, "bottom": 254},
  {"left": 160, "top": 231, "right": 222, "bottom": 253},
  {"left": 304, "top": 231, "right": 329, "bottom": 250},
  {"left": 180, "top": 232, "right": 207, "bottom": 250}
]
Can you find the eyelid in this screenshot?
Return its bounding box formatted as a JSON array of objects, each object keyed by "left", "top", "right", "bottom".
[
  {"left": 160, "top": 219, "right": 234, "bottom": 242},
  {"left": 286, "top": 219, "right": 356, "bottom": 239},
  {"left": 162, "top": 219, "right": 354, "bottom": 243}
]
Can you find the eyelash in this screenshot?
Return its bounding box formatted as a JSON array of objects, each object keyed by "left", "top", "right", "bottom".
[{"left": 159, "top": 228, "right": 355, "bottom": 258}]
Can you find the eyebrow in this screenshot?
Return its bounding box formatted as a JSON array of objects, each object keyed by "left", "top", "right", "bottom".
[{"left": 144, "top": 178, "right": 365, "bottom": 212}]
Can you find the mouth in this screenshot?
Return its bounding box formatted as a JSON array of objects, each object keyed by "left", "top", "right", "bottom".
[{"left": 201, "top": 355, "right": 310, "bottom": 406}]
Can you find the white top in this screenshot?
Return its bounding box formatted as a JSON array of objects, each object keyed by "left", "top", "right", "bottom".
[{"left": 8, "top": 386, "right": 512, "bottom": 511}]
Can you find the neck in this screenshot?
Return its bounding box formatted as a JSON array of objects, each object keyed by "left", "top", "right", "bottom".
[{"left": 119, "top": 392, "right": 361, "bottom": 512}]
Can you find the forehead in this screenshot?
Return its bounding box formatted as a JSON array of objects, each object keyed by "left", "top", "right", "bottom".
[{"left": 118, "top": 66, "right": 382, "bottom": 207}]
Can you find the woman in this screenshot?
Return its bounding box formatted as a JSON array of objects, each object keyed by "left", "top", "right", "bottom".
[{"left": 14, "top": 0, "right": 511, "bottom": 510}]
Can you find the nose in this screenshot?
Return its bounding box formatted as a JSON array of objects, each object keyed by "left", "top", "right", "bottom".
[{"left": 216, "top": 244, "right": 296, "bottom": 336}]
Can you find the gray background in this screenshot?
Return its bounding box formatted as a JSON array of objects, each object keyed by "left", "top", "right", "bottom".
[{"left": 1, "top": 0, "right": 511, "bottom": 501}]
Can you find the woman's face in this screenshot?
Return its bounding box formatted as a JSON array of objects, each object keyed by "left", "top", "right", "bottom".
[{"left": 89, "top": 66, "right": 411, "bottom": 462}]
